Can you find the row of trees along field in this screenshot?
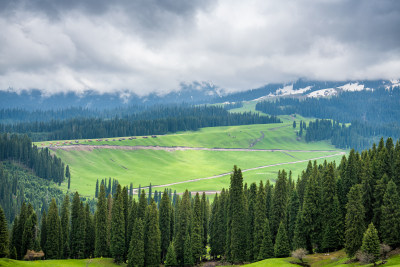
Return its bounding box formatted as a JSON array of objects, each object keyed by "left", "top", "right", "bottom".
[
  {"left": 256, "top": 88, "right": 400, "bottom": 150},
  {"left": 0, "top": 133, "right": 65, "bottom": 183},
  {"left": 0, "top": 105, "right": 280, "bottom": 141},
  {"left": 1, "top": 138, "right": 400, "bottom": 265},
  {"left": 304, "top": 118, "right": 400, "bottom": 151}
]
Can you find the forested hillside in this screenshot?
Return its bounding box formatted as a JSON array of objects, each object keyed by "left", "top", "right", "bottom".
[
  {"left": 1, "top": 138, "right": 399, "bottom": 265},
  {"left": 0, "top": 105, "right": 280, "bottom": 141},
  {"left": 257, "top": 88, "right": 400, "bottom": 150}
]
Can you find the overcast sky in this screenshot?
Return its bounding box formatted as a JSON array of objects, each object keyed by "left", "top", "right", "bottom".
[{"left": 0, "top": 0, "right": 399, "bottom": 95}]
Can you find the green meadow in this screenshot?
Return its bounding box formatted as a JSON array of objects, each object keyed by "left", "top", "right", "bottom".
[
  {"left": 0, "top": 258, "right": 124, "bottom": 267},
  {"left": 41, "top": 111, "right": 345, "bottom": 197}
]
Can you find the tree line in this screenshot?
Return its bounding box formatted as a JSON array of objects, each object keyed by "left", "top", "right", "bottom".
[
  {"left": 1, "top": 138, "right": 400, "bottom": 265},
  {"left": 0, "top": 105, "right": 281, "bottom": 141},
  {"left": 255, "top": 88, "right": 400, "bottom": 150},
  {"left": 0, "top": 133, "right": 65, "bottom": 184}
]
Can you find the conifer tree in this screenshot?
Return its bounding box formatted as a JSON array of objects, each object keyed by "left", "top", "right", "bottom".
[
  {"left": 122, "top": 186, "right": 129, "bottom": 259},
  {"left": 192, "top": 193, "right": 203, "bottom": 263},
  {"left": 127, "top": 198, "right": 137, "bottom": 252},
  {"left": 345, "top": 185, "right": 365, "bottom": 258},
  {"left": 175, "top": 190, "right": 191, "bottom": 264},
  {"left": 107, "top": 193, "right": 113, "bottom": 254},
  {"left": 165, "top": 242, "right": 178, "bottom": 266},
  {"left": 301, "top": 169, "right": 322, "bottom": 251},
  {"left": 70, "top": 192, "right": 85, "bottom": 259},
  {"left": 246, "top": 183, "right": 257, "bottom": 261},
  {"left": 15, "top": 202, "right": 27, "bottom": 259},
  {"left": 228, "top": 165, "right": 247, "bottom": 262},
  {"left": 159, "top": 190, "right": 171, "bottom": 260},
  {"left": 258, "top": 218, "right": 274, "bottom": 260},
  {"left": 0, "top": 205, "right": 9, "bottom": 258},
  {"left": 84, "top": 203, "right": 95, "bottom": 258},
  {"left": 287, "top": 190, "right": 299, "bottom": 249},
  {"left": 111, "top": 184, "right": 125, "bottom": 263},
  {"left": 293, "top": 208, "right": 308, "bottom": 251},
  {"left": 40, "top": 211, "right": 47, "bottom": 254},
  {"left": 95, "top": 179, "right": 99, "bottom": 198},
  {"left": 373, "top": 174, "right": 388, "bottom": 233},
  {"left": 361, "top": 223, "right": 380, "bottom": 263},
  {"left": 127, "top": 218, "right": 145, "bottom": 267},
  {"left": 253, "top": 181, "right": 266, "bottom": 260},
  {"left": 95, "top": 184, "right": 109, "bottom": 257},
  {"left": 321, "top": 164, "right": 342, "bottom": 251},
  {"left": 274, "top": 222, "right": 290, "bottom": 258},
  {"left": 380, "top": 180, "right": 400, "bottom": 247},
  {"left": 46, "top": 198, "right": 61, "bottom": 259},
  {"left": 144, "top": 201, "right": 161, "bottom": 266},
  {"left": 184, "top": 231, "right": 194, "bottom": 266},
  {"left": 270, "top": 170, "right": 288, "bottom": 238},
  {"left": 22, "top": 204, "right": 38, "bottom": 256},
  {"left": 60, "top": 194, "right": 70, "bottom": 259},
  {"left": 201, "top": 193, "right": 209, "bottom": 252},
  {"left": 138, "top": 190, "right": 147, "bottom": 220},
  {"left": 66, "top": 165, "right": 71, "bottom": 190}
]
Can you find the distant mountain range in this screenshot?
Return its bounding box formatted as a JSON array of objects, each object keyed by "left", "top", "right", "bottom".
[{"left": 0, "top": 79, "right": 398, "bottom": 110}]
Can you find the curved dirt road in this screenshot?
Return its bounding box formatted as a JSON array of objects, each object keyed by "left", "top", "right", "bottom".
[{"left": 135, "top": 151, "right": 345, "bottom": 191}]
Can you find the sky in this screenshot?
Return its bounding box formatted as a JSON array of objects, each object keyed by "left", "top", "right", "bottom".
[{"left": 0, "top": 0, "right": 399, "bottom": 95}]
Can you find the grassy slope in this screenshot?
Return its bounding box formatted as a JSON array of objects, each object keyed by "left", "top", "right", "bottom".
[
  {"left": 0, "top": 258, "right": 124, "bottom": 267},
  {"left": 36, "top": 104, "right": 345, "bottom": 197},
  {"left": 245, "top": 251, "right": 400, "bottom": 267}
]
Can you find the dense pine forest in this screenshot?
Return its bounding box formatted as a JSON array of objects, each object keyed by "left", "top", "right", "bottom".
[
  {"left": 0, "top": 105, "right": 279, "bottom": 141},
  {"left": 1, "top": 138, "right": 399, "bottom": 265},
  {"left": 256, "top": 88, "right": 400, "bottom": 150}
]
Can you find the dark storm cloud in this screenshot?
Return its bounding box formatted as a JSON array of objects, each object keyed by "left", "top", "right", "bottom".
[{"left": 0, "top": 0, "right": 399, "bottom": 94}]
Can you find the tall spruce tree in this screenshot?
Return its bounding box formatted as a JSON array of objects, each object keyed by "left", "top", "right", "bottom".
[
  {"left": 127, "top": 218, "right": 145, "bottom": 267},
  {"left": 0, "top": 205, "right": 9, "bottom": 258},
  {"left": 66, "top": 165, "right": 71, "bottom": 190},
  {"left": 70, "top": 192, "right": 85, "bottom": 259},
  {"left": 345, "top": 185, "right": 365, "bottom": 258},
  {"left": 40, "top": 211, "right": 47, "bottom": 255},
  {"left": 253, "top": 181, "right": 266, "bottom": 260},
  {"left": 60, "top": 194, "right": 70, "bottom": 259},
  {"left": 144, "top": 201, "right": 161, "bottom": 267},
  {"left": 46, "top": 198, "right": 61, "bottom": 259},
  {"left": 175, "top": 190, "right": 191, "bottom": 264},
  {"left": 270, "top": 170, "right": 288, "bottom": 239},
  {"left": 321, "top": 164, "right": 342, "bottom": 251},
  {"left": 258, "top": 218, "right": 274, "bottom": 260},
  {"left": 84, "top": 203, "right": 95, "bottom": 258},
  {"left": 95, "top": 184, "right": 109, "bottom": 257},
  {"left": 301, "top": 168, "right": 322, "bottom": 252},
  {"left": 111, "top": 184, "right": 125, "bottom": 263},
  {"left": 287, "top": 190, "right": 299, "bottom": 249},
  {"left": 159, "top": 190, "right": 171, "bottom": 260},
  {"left": 192, "top": 193, "right": 203, "bottom": 263},
  {"left": 361, "top": 223, "right": 380, "bottom": 263},
  {"left": 21, "top": 204, "right": 38, "bottom": 257},
  {"left": 274, "top": 222, "right": 290, "bottom": 258},
  {"left": 380, "top": 180, "right": 400, "bottom": 247},
  {"left": 246, "top": 183, "right": 257, "bottom": 261},
  {"left": 165, "top": 242, "right": 178, "bottom": 266},
  {"left": 227, "top": 165, "right": 247, "bottom": 263},
  {"left": 184, "top": 231, "right": 194, "bottom": 266}
]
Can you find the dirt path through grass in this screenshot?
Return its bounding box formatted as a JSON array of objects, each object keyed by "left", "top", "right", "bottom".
[
  {"left": 51, "top": 144, "right": 341, "bottom": 153},
  {"left": 134, "top": 151, "right": 345, "bottom": 192}
]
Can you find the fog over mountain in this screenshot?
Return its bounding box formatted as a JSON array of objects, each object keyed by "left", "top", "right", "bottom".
[{"left": 0, "top": 0, "right": 399, "bottom": 95}]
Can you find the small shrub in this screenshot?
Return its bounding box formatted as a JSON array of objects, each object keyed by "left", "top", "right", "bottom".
[{"left": 291, "top": 248, "right": 308, "bottom": 263}]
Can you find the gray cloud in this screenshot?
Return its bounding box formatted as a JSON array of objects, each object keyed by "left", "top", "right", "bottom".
[{"left": 0, "top": 0, "right": 399, "bottom": 95}]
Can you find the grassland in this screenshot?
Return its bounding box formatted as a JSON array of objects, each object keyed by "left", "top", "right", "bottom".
[
  {"left": 34, "top": 105, "right": 345, "bottom": 198},
  {"left": 0, "top": 258, "right": 124, "bottom": 267}
]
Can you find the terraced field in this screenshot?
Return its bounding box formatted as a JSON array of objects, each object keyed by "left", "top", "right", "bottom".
[{"left": 39, "top": 113, "right": 346, "bottom": 197}]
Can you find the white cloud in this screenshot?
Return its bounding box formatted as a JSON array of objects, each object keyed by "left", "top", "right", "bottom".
[{"left": 0, "top": 0, "right": 399, "bottom": 95}]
